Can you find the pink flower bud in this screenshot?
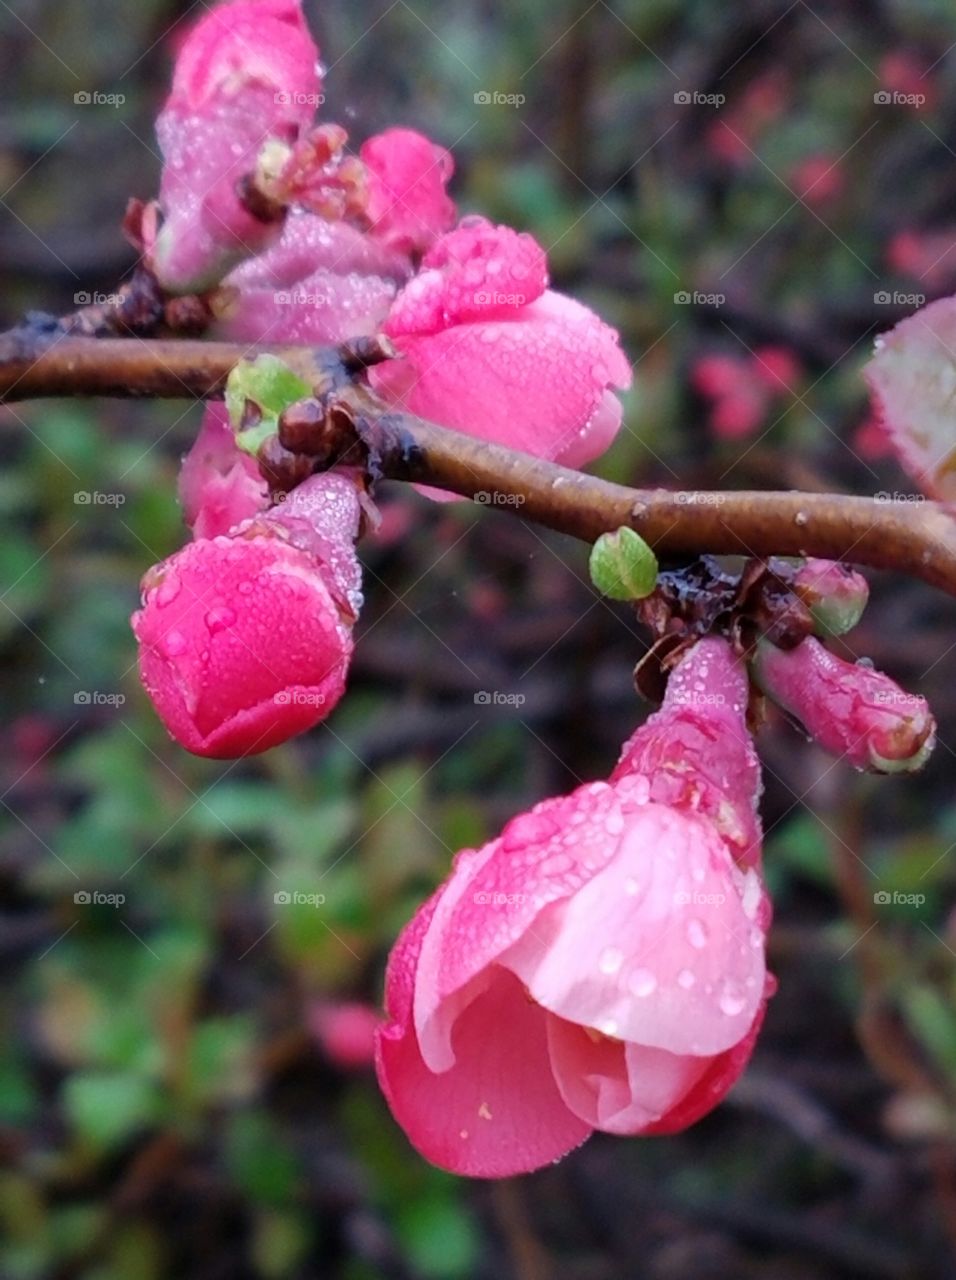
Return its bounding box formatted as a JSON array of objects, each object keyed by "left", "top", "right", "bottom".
[
  {"left": 752, "top": 636, "right": 936, "bottom": 772},
  {"left": 152, "top": 0, "right": 321, "bottom": 293},
  {"left": 360, "top": 128, "right": 456, "bottom": 254},
  {"left": 133, "top": 474, "right": 362, "bottom": 758},
  {"left": 376, "top": 640, "right": 771, "bottom": 1176},
  {"left": 178, "top": 404, "right": 269, "bottom": 540},
  {"left": 309, "top": 1001, "right": 381, "bottom": 1070},
  {"left": 790, "top": 559, "right": 869, "bottom": 636},
  {"left": 367, "top": 217, "right": 631, "bottom": 479}
]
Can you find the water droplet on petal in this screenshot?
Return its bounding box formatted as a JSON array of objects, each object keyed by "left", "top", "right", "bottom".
[
  {"left": 677, "top": 969, "right": 696, "bottom": 989},
  {"left": 598, "top": 1017, "right": 619, "bottom": 1037},
  {"left": 628, "top": 968, "right": 657, "bottom": 997},
  {"left": 687, "top": 918, "right": 708, "bottom": 949},
  {"left": 155, "top": 578, "right": 181, "bottom": 607},
  {"left": 599, "top": 946, "right": 624, "bottom": 976},
  {"left": 719, "top": 981, "right": 748, "bottom": 1016},
  {"left": 163, "top": 630, "right": 186, "bottom": 657},
  {"left": 624, "top": 878, "right": 640, "bottom": 896},
  {"left": 205, "top": 605, "right": 236, "bottom": 634}
]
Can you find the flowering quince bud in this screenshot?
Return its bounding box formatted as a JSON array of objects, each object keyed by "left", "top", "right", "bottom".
[
  {"left": 359, "top": 128, "right": 456, "bottom": 255},
  {"left": 376, "top": 639, "right": 772, "bottom": 1176},
  {"left": 752, "top": 636, "right": 936, "bottom": 773},
  {"left": 790, "top": 558, "right": 869, "bottom": 637},
  {"left": 132, "top": 473, "right": 363, "bottom": 758},
  {"left": 178, "top": 404, "right": 269, "bottom": 539},
  {"left": 367, "top": 216, "right": 632, "bottom": 481},
  {"left": 308, "top": 1001, "right": 381, "bottom": 1070},
  {"left": 151, "top": 0, "right": 321, "bottom": 293}
]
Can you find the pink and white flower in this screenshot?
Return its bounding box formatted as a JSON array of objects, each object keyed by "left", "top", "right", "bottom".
[{"left": 376, "top": 639, "right": 772, "bottom": 1176}]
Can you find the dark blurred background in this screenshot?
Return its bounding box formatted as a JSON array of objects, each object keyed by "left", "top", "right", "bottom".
[{"left": 2, "top": 1, "right": 956, "bottom": 1277}]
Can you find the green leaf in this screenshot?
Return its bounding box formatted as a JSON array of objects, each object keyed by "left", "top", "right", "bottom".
[
  {"left": 589, "top": 526, "right": 658, "bottom": 600},
  {"left": 63, "top": 1071, "right": 162, "bottom": 1151},
  {"left": 225, "top": 356, "right": 312, "bottom": 457}
]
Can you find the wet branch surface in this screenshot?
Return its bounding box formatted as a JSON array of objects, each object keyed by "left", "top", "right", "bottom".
[{"left": 3, "top": 332, "right": 956, "bottom": 596}]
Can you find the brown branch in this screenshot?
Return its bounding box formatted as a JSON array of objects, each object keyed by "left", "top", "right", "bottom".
[{"left": 3, "top": 334, "right": 956, "bottom": 597}]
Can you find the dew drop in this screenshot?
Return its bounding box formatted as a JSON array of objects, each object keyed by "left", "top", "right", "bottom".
[
  {"left": 163, "top": 630, "right": 186, "bottom": 657},
  {"left": 238, "top": 580, "right": 254, "bottom": 595},
  {"left": 604, "top": 809, "right": 625, "bottom": 836},
  {"left": 741, "top": 869, "right": 762, "bottom": 920},
  {"left": 628, "top": 968, "right": 657, "bottom": 997},
  {"left": 624, "top": 878, "right": 640, "bottom": 897},
  {"left": 205, "top": 605, "right": 236, "bottom": 634},
  {"left": 599, "top": 946, "right": 624, "bottom": 976},
  {"left": 687, "top": 918, "right": 708, "bottom": 949},
  {"left": 155, "top": 578, "right": 181, "bottom": 607},
  {"left": 677, "top": 968, "right": 696, "bottom": 990},
  {"left": 719, "top": 981, "right": 747, "bottom": 1016},
  {"left": 598, "top": 1017, "right": 619, "bottom": 1037}
]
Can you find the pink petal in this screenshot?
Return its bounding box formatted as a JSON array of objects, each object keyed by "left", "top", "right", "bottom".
[
  {"left": 360, "top": 128, "right": 456, "bottom": 255},
  {"left": 133, "top": 529, "right": 356, "bottom": 758},
  {"left": 368, "top": 289, "right": 631, "bottom": 466},
  {"left": 500, "top": 803, "right": 766, "bottom": 1057},
  {"left": 178, "top": 404, "right": 269, "bottom": 540},
  {"left": 383, "top": 218, "right": 548, "bottom": 334},
  {"left": 412, "top": 784, "right": 626, "bottom": 1072},
  {"left": 377, "top": 961, "right": 590, "bottom": 1177},
  {"left": 168, "top": 0, "right": 320, "bottom": 117}
]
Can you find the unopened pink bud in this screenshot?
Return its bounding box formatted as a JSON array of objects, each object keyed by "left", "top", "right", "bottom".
[
  {"left": 752, "top": 636, "right": 935, "bottom": 772},
  {"left": 791, "top": 559, "right": 869, "bottom": 636},
  {"left": 133, "top": 474, "right": 362, "bottom": 758}
]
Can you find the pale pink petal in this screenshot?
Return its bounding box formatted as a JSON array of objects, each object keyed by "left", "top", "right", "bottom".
[
  {"left": 412, "top": 785, "right": 625, "bottom": 1072},
  {"left": 500, "top": 803, "right": 766, "bottom": 1057},
  {"left": 864, "top": 296, "right": 956, "bottom": 500},
  {"left": 545, "top": 1015, "right": 709, "bottom": 1134},
  {"left": 213, "top": 213, "right": 409, "bottom": 344}
]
